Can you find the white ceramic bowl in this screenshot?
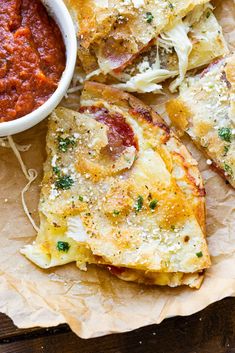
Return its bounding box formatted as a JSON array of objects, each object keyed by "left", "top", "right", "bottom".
[{"left": 0, "top": 0, "right": 77, "bottom": 137}]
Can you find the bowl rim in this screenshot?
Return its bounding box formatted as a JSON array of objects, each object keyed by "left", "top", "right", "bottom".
[{"left": 0, "top": 0, "right": 77, "bottom": 137}]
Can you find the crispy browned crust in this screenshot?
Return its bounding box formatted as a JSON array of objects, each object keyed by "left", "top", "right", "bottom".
[
  {"left": 83, "top": 81, "right": 165, "bottom": 124},
  {"left": 166, "top": 55, "right": 235, "bottom": 189},
  {"left": 107, "top": 266, "right": 205, "bottom": 289},
  {"left": 168, "top": 91, "right": 234, "bottom": 188},
  {"left": 82, "top": 81, "right": 206, "bottom": 235}
]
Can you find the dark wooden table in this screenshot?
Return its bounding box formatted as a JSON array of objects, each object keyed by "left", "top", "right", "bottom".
[{"left": 0, "top": 297, "right": 235, "bottom": 353}]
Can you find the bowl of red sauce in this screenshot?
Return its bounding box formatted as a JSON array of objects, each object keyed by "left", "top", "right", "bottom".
[{"left": 0, "top": 0, "right": 77, "bottom": 136}]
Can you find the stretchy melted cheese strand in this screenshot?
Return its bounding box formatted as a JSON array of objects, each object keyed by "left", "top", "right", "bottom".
[
  {"left": 65, "top": 0, "right": 228, "bottom": 94},
  {"left": 6, "top": 137, "right": 39, "bottom": 232}
]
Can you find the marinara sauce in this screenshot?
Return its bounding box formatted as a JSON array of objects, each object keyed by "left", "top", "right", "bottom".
[{"left": 0, "top": 0, "right": 66, "bottom": 122}]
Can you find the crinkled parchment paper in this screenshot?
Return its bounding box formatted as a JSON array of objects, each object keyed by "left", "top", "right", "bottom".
[{"left": 0, "top": 0, "right": 234, "bottom": 339}]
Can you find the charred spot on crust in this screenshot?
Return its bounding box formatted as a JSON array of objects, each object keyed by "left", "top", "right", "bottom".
[
  {"left": 211, "top": 161, "right": 227, "bottom": 179},
  {"left": 198, "top": 187, "right": 206, "bottom": 197},
  {"left": 155, "top": 122, "right": 171, "bottom": 135},
  {"left": 129, "top": 107, "right": 153, "bottom": 123},
  {"left": 94, "top": 255, "right": 103, "bottom": 263},
  {"left": 184, "top": 235, "right": 190, "bottom": 243},
  {"left": 221, "top": 70, "right": 232, "bottom": 89},
  {"left": 106, "top": 265, "right": 125, "bottom": 276}
]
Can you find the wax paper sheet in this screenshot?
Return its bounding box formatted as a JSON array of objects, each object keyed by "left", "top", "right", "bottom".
[{"left": 0, "top": 0, "right": 234, "bottom": 338}]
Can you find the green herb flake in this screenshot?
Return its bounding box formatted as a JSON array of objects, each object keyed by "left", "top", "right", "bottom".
[
  {"left": 171, "top": 225, "right": 175, "bottom": 231},
  {"left": 145, "top": 12, "right": 154, "bottom": 23},
  {"left": 196, "top": 251, "right": 203, "bottom": 258},
  {"left": 168, "top": 1, "right": 174, "bottom": 10},
  {"left": 206, "top": 11, "right": 211, "bottom": 18},
  {"left": 113, "top": 210, "right": 120, "bottom": 216},
  {"left": 149, "top": 199, "right": 158, "bottom": 210},
  {"left": 55, "top": 175, "right": 74, "bottom": 190},
  {"left": 224, "top": 145, "right": 229, "bottom": 156},
  {"left": 57, "top": 241, "right": 70, "bottom": 253},
  {"left": 135, "top": 195, "right": 144, "bottom": 212},
  {"left": 53, "top": 166, "right": 60, "bottom": 175},
  {"left": 218, "top": 127, "right": 232, "bottom": 143},
  {"left": 224, "top": 163, "right": 233, "bottom": 176},
  {"left": 58, "top": 136, "right": 76, "bottom": 153},
  {"left": 79, "top": 195, "right": 84, "bottom": 202}
]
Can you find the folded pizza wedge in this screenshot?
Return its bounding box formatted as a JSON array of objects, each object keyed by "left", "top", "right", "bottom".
[
  {"left": 65, "top": 0, "right": 228, "bottom": 93},
  {"left": 166, "top": 54, "right": 235, "bottom": 188},
  {"left": 22, "top": 82, "right": 210, "bottom": 288}
]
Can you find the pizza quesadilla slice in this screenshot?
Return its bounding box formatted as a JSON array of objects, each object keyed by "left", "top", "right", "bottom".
[
  {"left": 166, "top": 54, "right": 235, "bottom": 188},
  {"left": 65, "top": 0, "right": 228, "bottom": 93},
  {"left": 22, "top": 82, "right": 210, "bottom": 288}
]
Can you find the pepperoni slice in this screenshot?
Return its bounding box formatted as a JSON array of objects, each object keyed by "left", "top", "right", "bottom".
[
  {"left": 112, "top": 38, "right": 156, "bottom": 74},
  {"left": 79, "top": 106, "right": 138, "bottom": 156}
]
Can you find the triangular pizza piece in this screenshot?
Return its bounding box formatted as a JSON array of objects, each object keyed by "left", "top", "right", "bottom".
[
  {"left": 166, "top": 54, "right": 235, "bottom": 188},
  {"left": 65, "top": 0, "right": 228, "bottom": 92},
  {"left": 22, "top": 82, "right": 210, "bottom": 288}
]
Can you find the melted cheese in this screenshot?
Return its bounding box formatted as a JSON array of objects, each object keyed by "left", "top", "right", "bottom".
[
  {"left": 22, "top": 83, "right": 210, "bottom": 288},
  {"left": 161, "top": 20, "right": 192, "bottom": 91},
  {"left": 166, "top": 54, "right": 235, "bottom": 188},
  {"left": 65, "top": 0, "right": 227, "bottom": 94},
  {"left": 111, "top": 8, "right": 228, "bottom": 93}
]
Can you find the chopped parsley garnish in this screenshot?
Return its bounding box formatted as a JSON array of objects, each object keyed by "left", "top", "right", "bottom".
[
  {"left": 135, "top": 195, "right": 144, "bottom": 212},
  {"left": 218, "top": 127, "right": 232, "bottom": 143},
  {"left": 168, "top": 1, "right": 174, "bottom": 10},
  {"left": 57, "top": 241, "right": 70, "bottom": 253},
  {"left": 206, "top": 11, "right": 211, "bottom": 18},
  {"left": 196, "top": 251, "right": 203, "bottom": 258},
  {"left": 113, "top": 210, "right": 120, "bottom": 216},
  {"left": 79, "top": 195, "right": 83, "bottom": 201},
  {"left": 224, "top": 145, "right": 230, "bottom": 156},
  {"left": 145, "top": 12, "right": 154, "bottom": 23},
  {"left": 58, "top": 136, "right": 76, "bottom": 153},
  {"left": 224, "top": 163, "right": 233, "bottom": 176},
  {"left": 171, "top": 225, "right": 175, "bottom": 231},
  {"left": 55, "top": 175, "right": 74, "bottom": 190},
  {"left": 53, "top": 166, "right": 60, "bottom": 175},
  {"left": 149, "top": 199, "right": 158, "bottom": 210}
]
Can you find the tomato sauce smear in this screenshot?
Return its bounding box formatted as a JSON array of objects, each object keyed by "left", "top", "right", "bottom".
[
  {"left": 79, "top": 106, "right": 138, "bottom": 156},
  {"left": 0, "top": 0, "right": 65, "bottom": 122}
]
